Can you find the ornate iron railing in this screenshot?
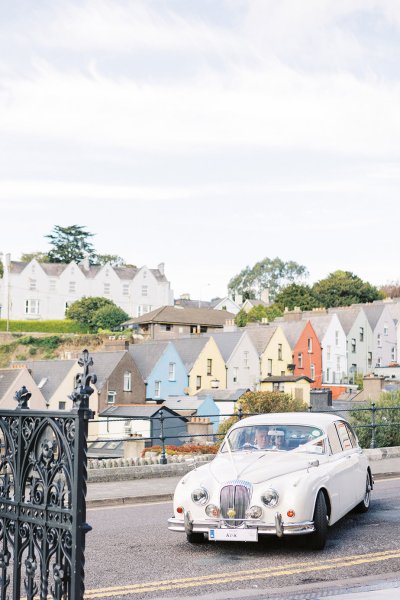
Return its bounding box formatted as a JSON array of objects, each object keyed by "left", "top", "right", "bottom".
[{"left": 0, "top": 349, "right": 95, "bottom": 600}]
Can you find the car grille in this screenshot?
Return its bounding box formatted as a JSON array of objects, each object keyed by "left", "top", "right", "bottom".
[{"left": 220, "top": 480, "right": 252, "bottom": 527}]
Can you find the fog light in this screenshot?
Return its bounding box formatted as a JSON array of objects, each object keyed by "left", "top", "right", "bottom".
[
  {"left": 177, "top": 506, "right": 184, "bottom": 514},
  {"left": 246, "top": 505, "right": 263, "bottom": 519},
  {"left": 287, "top": 510, "right": 295, "bottom": 518},
  {"left": 205, "top": 504, "right": 220, "bottom": 518}
]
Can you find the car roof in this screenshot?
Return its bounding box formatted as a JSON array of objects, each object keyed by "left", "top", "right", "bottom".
[{"left": 229, "top": 412, "right": 345, "bottom": 431}]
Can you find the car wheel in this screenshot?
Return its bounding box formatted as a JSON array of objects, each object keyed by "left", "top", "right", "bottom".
[
  {"left": 355, "top": 472, "right": 372, "bottom": 513},
  {"left": 307, "top": 491, "right": 328, "bottom": 551},
  {"left": 186, "top": 532, "right": 205, "bottom": 544}
]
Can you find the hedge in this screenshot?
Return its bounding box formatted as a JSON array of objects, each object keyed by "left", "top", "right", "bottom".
[{"left": 0, "top": 319, "right": 88, "bottom": 334}]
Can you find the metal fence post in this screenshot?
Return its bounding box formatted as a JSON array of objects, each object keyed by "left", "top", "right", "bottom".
[
  {"left": 237, "top": 405, "right": 243, "bottom": 420},
  {"left": 159, "top": 409, "right": 167, "bottom": 464},
  {"left": 370, "top": 402, "right": 377, "bottom": 449}
]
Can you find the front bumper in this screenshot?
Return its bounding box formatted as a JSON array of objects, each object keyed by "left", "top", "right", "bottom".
[{"left": 168, "top": 511, "right": 315, "bottom": 537}]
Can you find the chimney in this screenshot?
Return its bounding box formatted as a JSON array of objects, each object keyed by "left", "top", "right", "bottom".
[
  {"left": 283, "top": 307, "right": 303, "bottom": 322},
  {"left": 260, "top": 288, "right": 270, "bottom": 304},
  {"left": 158, "top": 262, "right": 165, "bottom": 276},
  {"left": 81, "top": 252, "right": 90, "bottom": 271},
  {"left": 224, "top": 319, "right": 237, "bottom": 332}
]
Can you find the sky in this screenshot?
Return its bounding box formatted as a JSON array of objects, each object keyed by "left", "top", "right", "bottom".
[{"left": 1, "top": 0, "right": 400, "bottom": 301}]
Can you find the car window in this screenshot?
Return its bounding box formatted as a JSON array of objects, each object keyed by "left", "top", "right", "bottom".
[
  {"left": 220, "top": 424, "right": 325, "bottom": 453},
  {"left": 345, "top": 423, "right": 359, "bottom": 448},
  {"left": 335, "top": 421, "right": 353, "bottom": 450},
  {"left": 327, "top": 423, "right": 343, "bottom": 454}
]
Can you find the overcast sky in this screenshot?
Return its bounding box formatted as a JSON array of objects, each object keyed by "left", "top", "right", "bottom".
[{"left": 1, "top": 0, "right": 399, "bottom": 301}]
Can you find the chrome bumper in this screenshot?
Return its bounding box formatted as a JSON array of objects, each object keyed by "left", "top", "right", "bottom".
[{"left": 168, "top": 511, "right": 315, "bottom": 537}]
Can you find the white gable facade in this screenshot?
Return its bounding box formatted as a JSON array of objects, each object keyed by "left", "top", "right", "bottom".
[
  {"left": 225, "top": 332, "right": 259, "bottom": 390},
  {"left": 0, "top": 254, "right": 174, "bottom": 321}
]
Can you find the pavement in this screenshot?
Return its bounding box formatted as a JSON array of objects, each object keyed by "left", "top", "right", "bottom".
[{"left": 86, "top": 456, "right": 400, "bottom": 508}]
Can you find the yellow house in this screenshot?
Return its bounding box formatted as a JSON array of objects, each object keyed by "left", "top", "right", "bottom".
[
  {"left": 260, "top": 375, "right": 312, "bottom": 405},
  {"left": 246, "top": 324, "right": 292, "bottom": 379},
  {"left": 173, "top": 337, "right": 226, "bottom": 395}
]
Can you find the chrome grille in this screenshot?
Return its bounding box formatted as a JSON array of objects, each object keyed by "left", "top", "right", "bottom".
[{"left": 220, "top": 480, "right": 252, "bottom": 527}]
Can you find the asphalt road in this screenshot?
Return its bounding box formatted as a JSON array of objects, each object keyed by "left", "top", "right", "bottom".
[{"left": 84, "top": 477, "right": 400, "bottom": 600}]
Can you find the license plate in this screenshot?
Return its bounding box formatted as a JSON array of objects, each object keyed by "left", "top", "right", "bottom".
[{"left": 209, "top": 528, "right": 258, "bottom": 542}]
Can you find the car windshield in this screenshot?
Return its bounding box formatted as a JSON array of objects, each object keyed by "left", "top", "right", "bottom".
[{"left": 220, "top": 424, "right": 325, "bottom": 454}]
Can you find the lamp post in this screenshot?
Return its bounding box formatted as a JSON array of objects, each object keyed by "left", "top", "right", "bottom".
[{"left": 5, "top": 253, "right": 11, "bottom": 332}]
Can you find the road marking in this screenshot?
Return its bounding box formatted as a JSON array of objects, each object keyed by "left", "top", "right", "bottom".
[{"left": 83, "top": 548, "right": 400, "bottom": 598}]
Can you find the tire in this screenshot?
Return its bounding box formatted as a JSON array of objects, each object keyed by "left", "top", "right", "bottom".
[
  {"left": 307, "top": 491, "right": 328, "bottom": 551},
  {"left": 186, "top": 532, "right": 205, "bottom": 544},
  {"left": 355, "top": 472, "right": 372, "bottom": 513}
]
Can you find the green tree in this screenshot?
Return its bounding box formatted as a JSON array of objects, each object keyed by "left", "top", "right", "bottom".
[
  {"left": 234, "top": 309, "right": 249, "bottom": 327},
  {"left": 275, "top": 283, "right": 320, "bottom": 311},
  {"left": 234, "top": 304, "right": 283, "bottom": 327},
  {"left": 312, "top": 270, "right": 383, "bottom": 308},
  {"left": 20, "top": 252, "right": 50, "bottom": 263},
  {"left": 350, "top": 392, "right": 400, "bottom": 448},
  {"left": 0, "top": 262, "right": 3, "bottom": 278},
  {"left": 94, "top": 254, "right": 126, "bottom": 267},
  {"left": 46, "top": 225, "right": 96, "bottom": 264},
  {"left": 65, "top": 296, "right": 127, "bottom": 332},
  {"left": 228, "top": 257, "right": 308, "bottom": 301},
  {"left": 218, "top": 391, "right": 307, "bottom": 437}
]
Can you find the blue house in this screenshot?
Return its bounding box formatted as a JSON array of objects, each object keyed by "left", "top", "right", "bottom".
[{"left": 130, "top": 341, "right": 188, "bottom": 400}]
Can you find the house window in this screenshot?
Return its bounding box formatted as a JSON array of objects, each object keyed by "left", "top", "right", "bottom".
[
  {"left": 196, "top": 376, "right": 202, "bottom": 390},
  {"left": 297, "top": 352, "right": 303, "bottom": 369},
  {"left": 29, "top": 279, "right": 37, "bottom": 291},
  {"left": 377, "top": 334, "right": 382, "bottom": 348},
  {"left": 143, "top": 271, "right": 147, "bottom": 279},
  {"left": 123, "top": 371, "right": 132, "bottom": 391},
  {"left": 69, "top": 281, "right": 76, "bottom": 293},
  {"left": 49, "top": 279, "right": 56, "bottom": 292},
  {"left": 310, "top": 363, "right": 315, "bottom": 380},
  {"left": 25, "top": 299, "right": 40, "bottom": 315},
  {"left": 168, "top": 362, "right": 176, "bottom": 381},
  {"left": 326, "top": 368, "right": 330, "bottom": 382},
  {"left": 336, "top": 356, "right": 341, "bottom": 372},
  {"left": 327, "top": 345, "right": 331, "bottom": 360},
  {"left": 335, "top": 330, "right": 339, "bottom": 345},
  {"left": 233, "top": 367, "right": 238, "bottom": 383},
  {"left": 207, "top": 359, "right": 212, "bottom": 376},
  {"left": 351, "top": 338, "right": 356, "bottom": 353},
  {"left": 243, "top": 351, "right": 249, "bottom": 367},
  {"left": 307, "top": 338, "right": 313, "bottom": 353},
  {"left": 376, "top": 357, "right": 382, "bottom": 367},
  {"left": 368, "top": 351, "right": 372, "bottom": 367},
  {"left": 384, "top": 323, "right": 388, "bottom": 336},
  {"left": 359, "top": 327, "right": 364, "bottom": 342},
  {"left": 273, "top": 382, "right": 284, "bottom": 392},
  {"left": 142, "top": 285, "right": 148, "bottom": 297},
  {"left": 123, "top": 284, "right": 129, "bottom": 296},
  {"left": 107, "top": 391, "right": 116, "bottom": 404},
  {"left": 278, "top": 344, "right": 282, "bottom": 360},
  {"left": 392, "top": 347, "right": 396, "bottom": 361},
  {"left": 161, "top": 324, "right": 172, "bottom": 332},
  {"left": 58, "top": 401, "right": 66, "bottom": 410},
  {"left": 65, "top": 301, "right": 71, "bottom": 311},
  {"left": 154, "top": 381, "right": 161, "bottom": 398},
  {"left": 267, "top": 359, "right": 272, "bottom": 375},
  {"left": 104, "top": 283, "right": 110, "bottom": 294},
  {"left": 200, "top": 326, "right": 208, "bottom": 333}
]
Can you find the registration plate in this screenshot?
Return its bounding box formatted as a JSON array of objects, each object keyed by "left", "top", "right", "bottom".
[{"left": 209, "top": 528, "right": 258, "bottom": 542}]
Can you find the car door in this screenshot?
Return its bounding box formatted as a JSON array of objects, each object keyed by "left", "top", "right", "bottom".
[{"left": 327, "top": 422, "right": 357, "bottom": 517}]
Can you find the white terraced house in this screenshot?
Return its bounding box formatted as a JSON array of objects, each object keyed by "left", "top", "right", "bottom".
[{"left": 0, "top": 253, "right": 174, "bottom": 321}]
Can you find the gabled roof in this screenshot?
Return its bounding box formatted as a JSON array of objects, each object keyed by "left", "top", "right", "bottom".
[
  {"left": 245, "top": 324, "right": 279, "bottom": 355},
  {"left": 129, "top": 341, "right": 170, "bottom": 380},
  {"left": 305, "top": 315, "right": 336, "bottom": 341},
  {"left": 89, "top": 351, "right": 127, "bottom": 391},
  {"left": 99, "top": 404, "right": 186, "bottom": 419},
  {"left": 21, "top": 359, "right": 76, "bottom": 402},
  {"left": 197, "top": 388, "right": 248, "bottom": 401},
  {"left": 243, "top": 299, "right": 269, "bottom": 308},
  {"left": 123, "top": 306, "right": 235, "bottom": 327},
  {"left": 164, "top": 397, "right": 209, "bottom": 412},
  {"left": 328, "top": 307, "right": 362, "bottom": 335},
  {"left": 172, "top": 337, "right": 210, "bottom": 371},
  {"left": 361, "top": 304, "right": 386, "bottom": 331},
  {"left": 261, "top": 375, "right": 313, "bottom": 383},
  {"left": 277, "top": 321, "right": 309, "bottom": 347},
  {"left": 207, "top": 331, "right": 246, "bottom": 362},
  {"left": 0, "top": 369, "right": 21, "bottom": 400}
]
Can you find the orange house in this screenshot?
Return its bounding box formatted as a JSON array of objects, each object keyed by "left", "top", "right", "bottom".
[{"left": 279, "top": 320, "right": 323, "bottom": 388}]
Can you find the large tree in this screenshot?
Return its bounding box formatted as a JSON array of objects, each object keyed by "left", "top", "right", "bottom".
[
  {"left": 46, "top": 225, "right": 96, "bottom": 264},
  {"left": 228, "top": 257, "right": 308, "bottom": 301},
  {"left": 274, "top": 283, "right": 320, "bottom": 311},
  {"left": 312, "top": 270, "right": 383, "bottom": 308},
  {"left": 235, "top": 304, "right": 283, "bottom": 326},
  {"left": 65, "top": 296, "right": 128, "bottom": 332},
  {"left": 20, "top": 252, "right": 50, "bottom": 263}
]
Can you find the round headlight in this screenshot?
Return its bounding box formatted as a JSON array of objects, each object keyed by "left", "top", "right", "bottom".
[
  {"left": 205, "top": 504, "right": 220, "bottom": 518},
  {"left": 191, "top": 487, "right": 209, "bottom": 505},
  {"left": 261, "top": 489, "right": 279, "bottom": 507},
  {"left": 246, "top": 505, "right": 263, "bottom": 519}
]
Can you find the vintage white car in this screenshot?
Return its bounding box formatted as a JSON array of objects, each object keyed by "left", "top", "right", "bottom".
[{"left": 168, "top": 412, "right": 373, "bottom": 550}]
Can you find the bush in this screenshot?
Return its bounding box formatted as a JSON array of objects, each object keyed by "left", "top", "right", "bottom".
[
  {"left": 141, "top": 443, "right": 219, "bottom": 457},
  {"left": 0, "top": 319, "right": 86, "bottom": 333},
  {"left": 350, "top": 392, "right": 400, "bottom": 448},
  {"left": 218, "top": 391, "right": 308, "bottom": 439},
  {"left": 19, "top": 335, "right": 63, "bottom": 350},
  {"left": 66, "top": 297, "right": 128, "bottom": 332}
]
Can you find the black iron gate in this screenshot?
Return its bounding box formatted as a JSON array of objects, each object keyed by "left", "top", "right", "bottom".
[{"left": 0, "top": 349, "right": 95, "bottom": 599}]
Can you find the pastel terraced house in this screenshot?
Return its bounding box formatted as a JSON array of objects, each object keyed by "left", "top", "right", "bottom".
[
  {"left": 208, "top": 330, "right": 259, "bottom": 390},
  {"left": 305, "top": 314, "right": 347, "bottom": 385},
  {"left": 130, "top": 340, "right": 187, "bottom": 400},
  {"left": 245, "top": 323, "right": 292, "bottom": 381},
  {"left": 172, "top": 337, "right": 226, "bottom": 395},
  {"left": 278, "top": 320, "right": 322, "bottom": 387},
  {"left": 328, "top": 307, "right": 373, "bottom": 380}
]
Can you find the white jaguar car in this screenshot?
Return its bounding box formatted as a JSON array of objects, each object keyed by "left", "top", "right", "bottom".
[{"left": 168, "top": 412, "right": 372, "bottom": 550}]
